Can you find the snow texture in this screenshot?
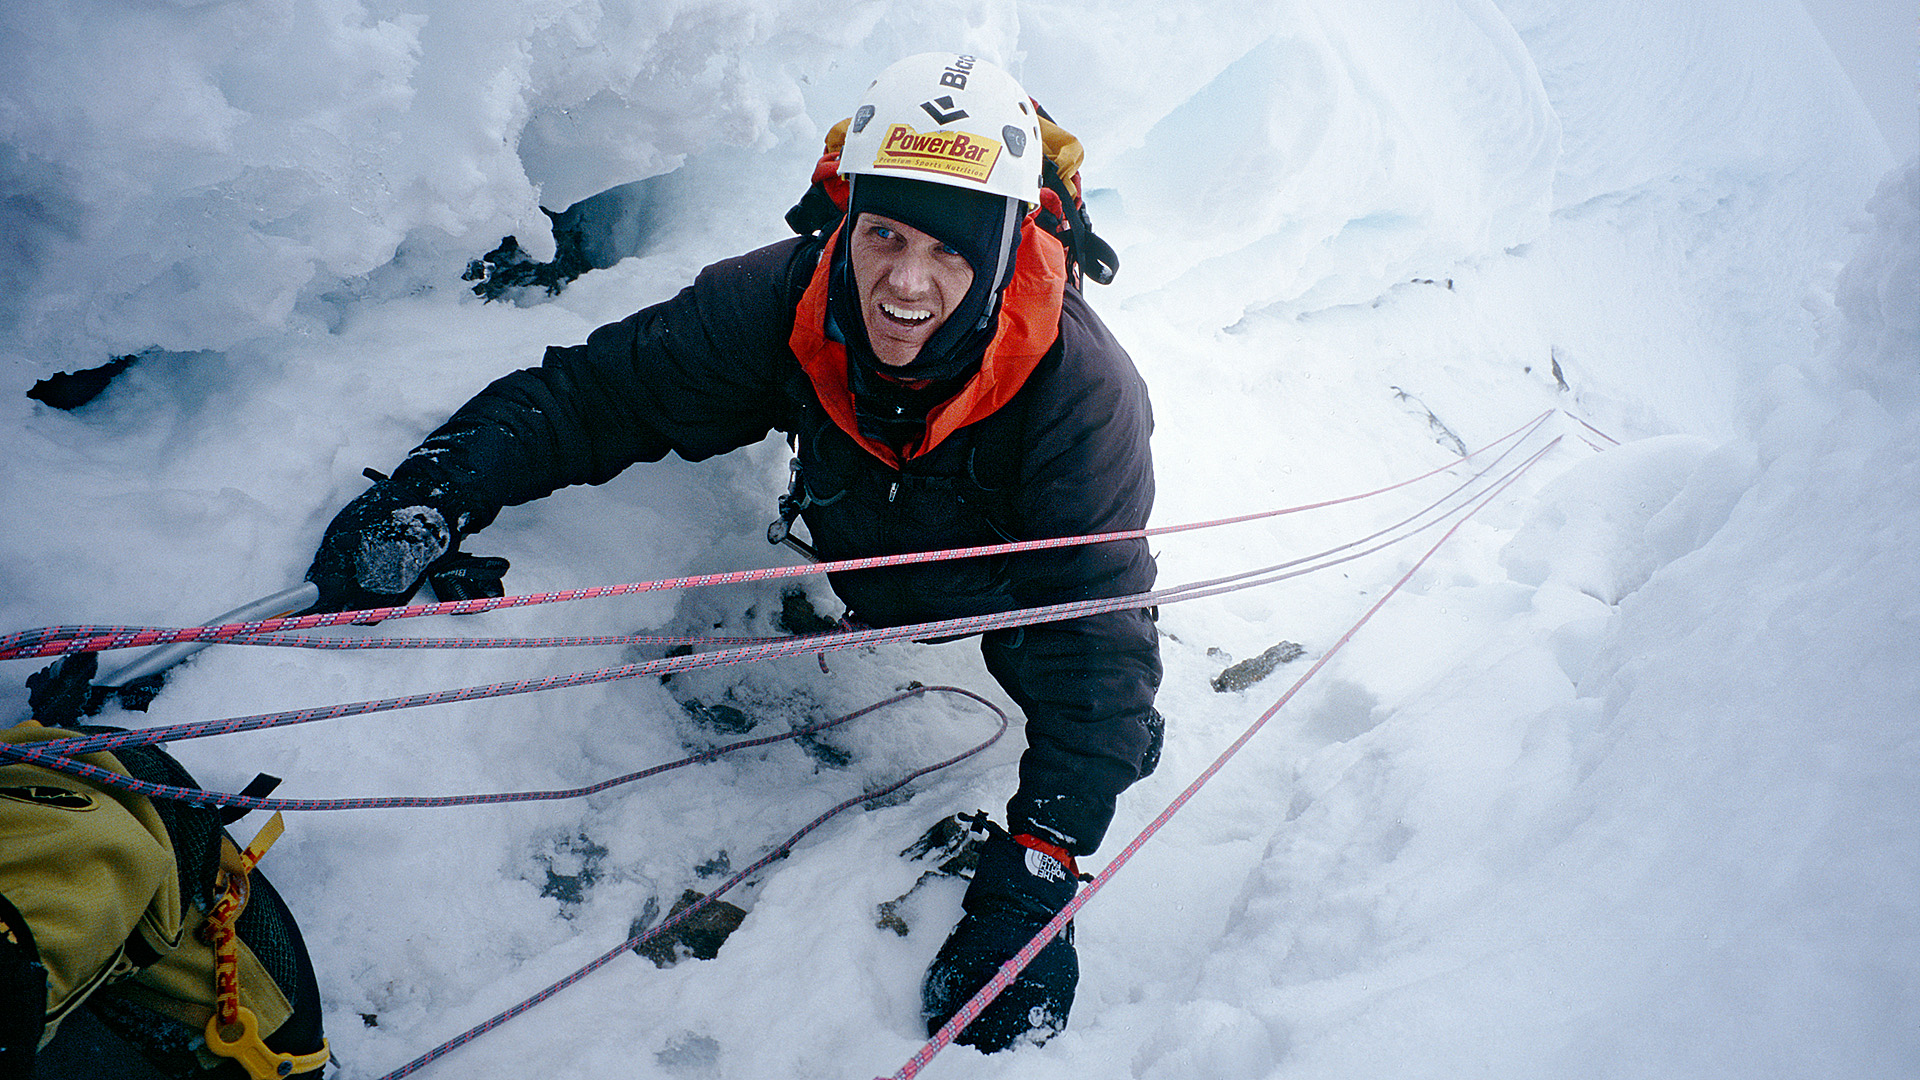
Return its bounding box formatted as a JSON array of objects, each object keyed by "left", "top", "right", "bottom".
[{"left": 2, "top": 2, "right": 1915, "bottom": 1078}]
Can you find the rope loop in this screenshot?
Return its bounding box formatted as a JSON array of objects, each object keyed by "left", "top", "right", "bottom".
[
  {"left": 372, "top": 685, "right": 1008, "bottom": 1080},
  {"left": 0, "top": 408, "right": 1593, "bottom": 1077}
]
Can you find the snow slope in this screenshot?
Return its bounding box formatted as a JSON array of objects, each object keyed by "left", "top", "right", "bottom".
[{"left": 2, "top": 1, "right": 1914, "bottom": 1078}]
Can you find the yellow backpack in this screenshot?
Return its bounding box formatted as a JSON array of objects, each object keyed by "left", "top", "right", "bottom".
[{"left": 1, "top": 721, "right": 329, "bottom": 1078}]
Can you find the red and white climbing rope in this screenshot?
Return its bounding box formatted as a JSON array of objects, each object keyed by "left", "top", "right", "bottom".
[
  {"left": 0, "top": 410, "right": 1557, "bottom": 664},
  {"left": 3, "top": 686, "right": 998, "bottom": 815},
  {"left": 878, "top": 436, "right": 1560, "bottom": 1080},
  {"left": 4, "top": 416, "right": 1550, "bottom": 778},
  {"left": 0, "top": 408, "right": 1583, "bottom": 1077}
]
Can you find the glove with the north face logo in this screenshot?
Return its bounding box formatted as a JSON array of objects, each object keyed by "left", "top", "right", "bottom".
[{"left": 920, "top": 830, "right": 1079, "bottom": 1051}]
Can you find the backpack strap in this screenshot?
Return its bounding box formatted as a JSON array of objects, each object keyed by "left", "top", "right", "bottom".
[
  {"left": 201, "top": 814, "right": 331, "bottom": 1080},
  {"left": 785, "top": 118, "right": 853, "bottom": 239},
  {"left": 1032, "top": 108, "right": 1119, "bottom": 288}
]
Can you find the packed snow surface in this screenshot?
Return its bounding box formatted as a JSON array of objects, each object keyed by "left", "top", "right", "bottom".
[{"left": 2, "top": 1, "right": 1915, "bottom": 1078}]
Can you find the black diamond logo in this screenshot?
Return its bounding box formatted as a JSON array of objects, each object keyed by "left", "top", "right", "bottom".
[{"left": 919, "top": 96, "right": 969, "bottom": 125}]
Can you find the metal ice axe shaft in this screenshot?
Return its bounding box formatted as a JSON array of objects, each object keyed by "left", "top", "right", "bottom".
[{"left": 93, "top": 582, "right": 320, "bottom": 688}]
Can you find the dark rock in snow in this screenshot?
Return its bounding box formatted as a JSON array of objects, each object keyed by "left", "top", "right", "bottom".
[
  {"left": 537, "top": 833, "right": 609, "bottom": 906},
  {"left": 633, "top": 890, "right": 748, "bottom": 967},
  {"left": 1211, "top": 641, "right": 1306, "bottom": 692},
  {"left": 775, "top": 586, "right": 838, "bottom": 634},
  {"left": 1390, "top": 385, "right": 1469, "bottom": 456},
  {"left": 875, "top": 812, "right": 986, "bottom": 936},
  {"left": 682, "top": 698, "right": 755, "bottom": 734},
  {"left": 465, "top": 177, "right": 663, "bottom": 301},
  {"left": 27, "top": 353, "right": 137, "bottom": 409}
]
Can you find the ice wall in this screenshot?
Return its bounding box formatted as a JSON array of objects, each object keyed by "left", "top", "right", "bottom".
[{"left": 0, "top": 0, "right": 1893, "bottom": 382}]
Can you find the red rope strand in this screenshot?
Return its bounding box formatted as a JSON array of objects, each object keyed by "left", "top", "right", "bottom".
[
  {"left": 0, "top": 411, "right": 1556, "bottom": 663},
  {"left": 879, "top": 438, "right": 1558, "bottom": 1080}
]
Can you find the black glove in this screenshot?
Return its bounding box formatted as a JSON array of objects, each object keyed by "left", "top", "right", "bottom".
[
  {"left": 24, "top": 651, "right": 103, "bottom": 727},
  {"left": 921, "top": 828, "right": 1080, "bottom": 1051},
  {"left": 303, "top": 475, "right": 460, "bottom": 616},
  {"left": 425, "top": 550, "right": 511, "bottom": 604}
]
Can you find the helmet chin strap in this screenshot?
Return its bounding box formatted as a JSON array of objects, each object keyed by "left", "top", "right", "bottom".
[
  {"left": 838, "top": 176, "right": 1024, "bottom": 379},
  {"left": 976, "top": 196, "right": 1023, "bottom": 331}
]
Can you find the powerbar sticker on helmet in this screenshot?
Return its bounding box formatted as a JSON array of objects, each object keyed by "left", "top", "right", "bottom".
[{"left": 872, "top": 123, "right": 1003, "bottom": 184}]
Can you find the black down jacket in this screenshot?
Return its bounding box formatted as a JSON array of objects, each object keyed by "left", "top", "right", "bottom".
[{"left": 389, "top": 233, "right": 1160, "bottom": 854}]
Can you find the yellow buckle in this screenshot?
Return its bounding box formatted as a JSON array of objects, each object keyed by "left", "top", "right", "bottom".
[{"left": 205, "top": 1006, "right": 330, "bottom": 1078}]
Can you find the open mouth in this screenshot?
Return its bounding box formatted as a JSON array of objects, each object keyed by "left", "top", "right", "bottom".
[{"left": 880, "top": 301, "right": 934, "bottom": 325}]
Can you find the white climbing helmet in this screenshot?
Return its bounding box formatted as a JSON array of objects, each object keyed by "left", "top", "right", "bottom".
[{"left": 839, "top": 52, "right": 1043, "bottom": 207}]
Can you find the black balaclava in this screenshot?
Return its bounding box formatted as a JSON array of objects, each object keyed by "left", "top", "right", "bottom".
[
  {"left": 828, "top": 174, "right": 1024, "bottom": 452},
  {"left": 829, "top": 174, "right": 1024, "bottom": 386}
]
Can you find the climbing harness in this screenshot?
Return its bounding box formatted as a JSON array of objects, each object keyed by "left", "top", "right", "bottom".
[
  {"left": 767, "top": 455, "right": 824, "bottom": 562},
  {"left": 0, "top": 408, "right": 1589, "bottom": 1076}
]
